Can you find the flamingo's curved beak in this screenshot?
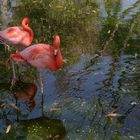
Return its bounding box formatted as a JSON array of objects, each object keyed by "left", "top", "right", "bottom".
[{"left": 54, "top": 49, "right": 58, "bottom": 56}]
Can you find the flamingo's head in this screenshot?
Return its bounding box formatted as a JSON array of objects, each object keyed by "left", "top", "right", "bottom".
[
  {"left": 22, "top": 17, "right": 30, "bottom": 27},
  {"left": 53, "top": 35, "right": 63, "bottom": 69},
  {"left": 21, "top": 17, "right": 34, "bottom": 46},
  {"left": 10, "top": 53, "right": 25, "bottom": 63}
]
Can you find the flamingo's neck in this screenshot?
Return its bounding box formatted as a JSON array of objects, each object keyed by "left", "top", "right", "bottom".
[
  {"left": 53, "top": 35, "right": 60, "bottom": 49},
  {"left": 53, "top": 35, "right": 63, "bottom": 69},
  {"left": 22, "top": 18, "right": 34, "bottom": 42}
]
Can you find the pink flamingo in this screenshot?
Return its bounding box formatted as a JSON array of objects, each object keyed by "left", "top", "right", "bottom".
[
  {"left": 0, "top": 17, "right": 34, "bottom": 47},
  {"left": 10, "top": 35, "right": 62, "bottom": 115},
  {"left": 0, "top": 17, "right": 34, "bottom": 86},
  {"left": 10, "top": 35, "right": 62, "bottom": 70}
]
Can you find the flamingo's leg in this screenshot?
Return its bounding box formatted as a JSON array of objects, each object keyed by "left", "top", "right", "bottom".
[
  {"left": 38, "top": 69, "right": 44, "bottom": 117},
  {"left": 11, "top": 60, "right": 16, "bottom": 87},
  {"left": 0, "top": 41, "right": 17, "bottom": 87}
]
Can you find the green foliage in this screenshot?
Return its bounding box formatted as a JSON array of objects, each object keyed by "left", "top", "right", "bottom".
[
  {"left": 13, "top": 0, "right": 97, "bottom": 43},
  {"left": 1, "top": 117, "right": 66, "bottom": 140}
]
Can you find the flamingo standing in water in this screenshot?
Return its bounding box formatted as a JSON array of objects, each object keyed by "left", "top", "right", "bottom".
[
  {"left": 10, "top": 35, "right": 63, "bottom": 115},
  {"left": 0, "top": 17, "right": 34, "bottom": 86},
  {"left": 0, "top": 17, "right": 34, "bottom": 47}
]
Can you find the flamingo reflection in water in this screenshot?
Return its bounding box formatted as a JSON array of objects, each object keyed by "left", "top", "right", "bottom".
[{"left": 10, "top": 35, "right": 63, "bottom": 116}]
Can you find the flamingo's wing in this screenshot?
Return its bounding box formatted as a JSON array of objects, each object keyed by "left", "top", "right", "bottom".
[
  {"left": 22, "top": 44, "right": 53, "bottom": 61},
  {"left": 1, "top": 27, "right": 27, "bottom": 45}
]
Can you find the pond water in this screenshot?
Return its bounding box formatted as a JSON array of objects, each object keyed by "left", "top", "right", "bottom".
[{"left": 0, "top": 0, "right": 140, "bottom": 140}]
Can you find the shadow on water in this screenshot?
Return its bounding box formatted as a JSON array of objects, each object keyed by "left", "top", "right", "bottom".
[{"left": 0, "top": 0, "right": 140, "bottom": 140}]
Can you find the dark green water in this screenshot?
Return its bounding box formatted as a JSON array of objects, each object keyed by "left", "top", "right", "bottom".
[{"left": 0, "top": 0, "right": 140, "bottom": 140}]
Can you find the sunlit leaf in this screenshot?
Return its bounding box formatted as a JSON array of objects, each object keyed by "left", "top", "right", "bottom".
[
  {"left": 106, "top": 112, "right": 123, "bottom": 117},
  {"left": 6, "top": 125, "right": 12, "bottom": 134}
]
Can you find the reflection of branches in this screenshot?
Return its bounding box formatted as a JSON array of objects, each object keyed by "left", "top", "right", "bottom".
[
  {"left": 101, "top": 0, "right": 140, "bottom": 53},
  {"left": 120, "top": 0, "right": 140, "bottom": 19},
  {"left": 117, "top": 104, "right": 136, "bottom": 123},
  {"left": 120, "top": 14, "right": 138, "bottom": 54},
  {"left": 87, "top": 54, "right": 139, "bottom": 138}
]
